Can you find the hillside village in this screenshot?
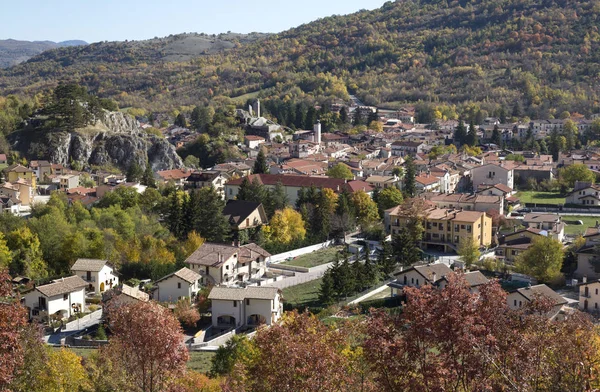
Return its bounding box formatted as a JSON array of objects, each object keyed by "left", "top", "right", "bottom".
[{"left": 4, "top": 95, "right": 600, "bottom": 327}]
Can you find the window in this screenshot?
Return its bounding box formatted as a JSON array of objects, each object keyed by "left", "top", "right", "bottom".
[
  {"left": 519, "top": 301, "right": 522, "bottom": 307},
  {"left": 63, "top": 293, "right": 68, "bottom": 301},
  {"left": 246, "top": 299, "right": 250, "bottom": 305},
  {"left": 229, "top": 188, "right": 232, "bottom": 195},
  {"left": 411, "top": 278, "right": 414, "bottom": 284},
  {"left": 233, "top": 301, "right": 237, "bottom": 307},
  {"left": 416, "top": 279, "right": 419, "bottom": 286},
  {"left": 514, "top": 300, "right": 517, "bottom": 306},
  {"left": 596, "top": 289, "right": 598, "bottom": 295},
  {"left": 596, "top": 303, "right": 598, "bottom": 309},
  {"left": 226, "top": 265, "right": 229, "bottom": 270},
  {"left": 461, "top": 225, "right": 466, "bottom": 229},
  {"left": 177, "top": 282, "right": 181, "bottom": 289}
]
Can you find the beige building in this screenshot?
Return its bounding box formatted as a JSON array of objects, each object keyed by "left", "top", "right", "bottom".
[
  {"left": 507, "top": 284, "right": 567, "bottom": 318},
  {"left": 185, "top": 242, "right": 270, "bottom": 286},
  {"left": 222, "top": 200, "right": 268, "bottom": 231},
  {"left": 471, "top": 163, "right": 514, "bottom": 192},
  {"left": 385, "top": 204, "right": 493, "bottom": 253},
  {"left": 208, "top": 286, "right": 282, "bottom": 330},
  {"left": 388, "top": 264, "right": 488, "bottom": 296},
  {"left": 70, "top": 258, "right": 119, "bottom": 295},
  {"left": 154, "top": 267, "right": 201, "bottom": 303},
  {"left": 579, "top": 278, "right": 600, "bottom": 313}
]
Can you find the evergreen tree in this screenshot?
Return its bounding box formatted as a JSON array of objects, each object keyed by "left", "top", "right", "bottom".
[
  {"left": 352, "top": 256, "right": 365, "bottom": 292},
  {"left": 367, "top": 109, "right": 379, "bottom": 124},
  {"left": 339, "top": 107, "right": 349, "bottom": 124},
  {"left": 454, "top": 119, "right": 467, "bottom": 145},
  {"left": 237, "top": 177, "right": 267, "bottom": 204},
  {"left": 403, "top": 156, "right": 416, "bottom": 198},
  {"left": 332, "top": 189, "right": 356, "bottom": 239},
  {"left": 353, "top": 109, "right": 364, "bottom": 126},
  {"left": 491, "top": 125, "right": 501, "bottom": 146},
  {"left": 512, "top": 101, "right": 523, "bottom": 118},
  {"left": 194, "top": 186, "right": 231, "bottom": 242},
  {"left": 253, "top": 149, "right": 269, "bottom": 174},
  {"left": 295, "top": 187, "right": 308, "bottom": 210},
  {"left": 166, "top": 192, "right": 184, "bottom": 239},
  {"left": 305, "top": 106, "right": 317, "bottom": 129},
  {"left": 264, "top": 181, "right": 289, "bottom": 219},
  {"left": 183, "top": 189, "right": 202, "bottom": 236},
  {"left": 499, "top": 106, "right": 507, "bottom": 123},
  {"left": 141, "top": 162, "right": 156, "bottom": 188},
  {"left": 337, "top": 252, "right": 356, "bottom": 299},
  {"left": 175, "top": 113, "right": 187, "bottom": 128},
  {"left": 319, "top": 270, "right": 336, "bottom": 306},
  {"left": 392, "top": 228, "right": 421, "bottom": 267},
  {"left": 466, "top": 120, "right": 478, "bottom": 146},
  {"left": 378, "top": 240, "right": 396, "bottom": 276},
  {"left": 126, "top": 162, "right": 143, "bottom": 183},
  {"left": 294, "top": 104, "right": 306, "bottom": 129},
  {"left": 362, "top": 250, "right": 378, "bottom": 288}
]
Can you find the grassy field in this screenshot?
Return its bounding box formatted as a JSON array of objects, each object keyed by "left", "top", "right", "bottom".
[
  {"left": 53, "top": 347, "right": 215, "bottom": 373},
  {"left": 280, "top": 246, "right": 342, "bottom": 269},
  {"left": 360, "top": 287, "right": 392, "bottom": 302},
  {"left": 517, "top": 191, "right": 566, "bottom": 205},
  {"left": 563, "top": 215, "right": 600, "bottom": 236},
  {"left": 282, "top": 277, "right": 323, "bottom": 308},
  {"left": 231, "top": 90, "right": 261, "bottom": 103}
]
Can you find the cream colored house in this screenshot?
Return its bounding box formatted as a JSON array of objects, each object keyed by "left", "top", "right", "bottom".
[
  {"left": 208, "top": 286, "right": 282, "bottom": 330},
  {"left": 154, "top": 267, "right": 201, "bottom": 303},
  {"left": 506, "top": 284, "right": 567, "bottom": 318},
  {"left": 579, "top": 278, "right": 600, "bottom": 313},
  {"left": 185, "top": 242, "right": 270, "bottom": 286},
  {"left": 22, "top": 276, "right": 87, "bottom": 322},
  {"left": 103, "top": 283, "right": 150, "bottom": 306},
  {"left": 388, "top": 264, "right": 488, "bottom": 296},
  {"left": 222, "top": 200, "right": 268, "bottom": 231},
  {"left": 70, "top": 258, "right": 119, "bottom": 295},
  {"left": 471, "top": 163, "right": 514, "bottom": 192}
]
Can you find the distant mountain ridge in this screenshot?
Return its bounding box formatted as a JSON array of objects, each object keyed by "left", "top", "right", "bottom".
[
  {"left": 1, "top": 0, "right": 600, "bottom": 117},
  {"left": 0, "top": 39, "right": 87, "bottom": 68}
]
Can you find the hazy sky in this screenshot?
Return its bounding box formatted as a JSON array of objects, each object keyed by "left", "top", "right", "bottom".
[{"left": 1, "top": 0, "right": 387, "bottom": 43}]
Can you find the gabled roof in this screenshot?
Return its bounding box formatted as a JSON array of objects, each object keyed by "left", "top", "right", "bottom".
[
  {"left": 120, "top": 284, "right": 150, "bottom": 302},
  {"left": 4, "top": 164, "right": 34, "bottom": 174},
  {"left": 223, "top": 200, "right": 267, "bottom": 226},
  {"left": 35, "top": 275, "right": 87, "bottom": 297},
  {"left": 208, "top": 286, "right": 279, "bottom": 301},
  {"left": 463, "top": 271, "right": 489, "bottom": 287},
  {"left": 156, "top": 169, "right": 192, "bottom": 180},
  {"left": 71, "top": 258, "right": 110, "bottom": 272},
  {"left": 155, "top": 267, "right": 200, "bottom": 285},
  {"left": 394, "top": 263, "right": 453, "bottom": 282},
  {"left": 510, "top": 284, "right": 567, "bottom": 306},
  {"left": 185, "top": 242, "right": 270, "bottom": 268}
]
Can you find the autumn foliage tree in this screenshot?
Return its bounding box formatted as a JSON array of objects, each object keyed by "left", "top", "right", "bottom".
[
  {"left": 226, "top": 311, "right": 375, "bottom": 392},
  {"left": 104, "top": 300, "right": 189, "bottom": 392},
  {"left": 363, "top": 274, "right": 600, "bottom": 391},
  {"left": 0, "top": 269, "right": 27, "bottom": 390}
]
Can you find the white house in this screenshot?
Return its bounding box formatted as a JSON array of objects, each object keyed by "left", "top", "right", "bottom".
[
  {"left": 471, "top": 163, "right": 514, "bottom": 192},
  {"left": 388, "top": 264, "right": 488, "bottom": 296},
  {"left": 506, "top": 284, "right": 567, "bottom": 318},
  {"left": 185, "top": 242, "right": 270, "bottom": 286},
  {"left": 154, "top": 267, "right": 201, "bottom": 303},
  {"left": 22, "top": 275, "right": 87, "bottom": 322},
  {"left": 208, "top": 286, "right": 282, "bottom": 330},
  {"left": 70, "top": 258, "right": 119, "bottom": 295}
]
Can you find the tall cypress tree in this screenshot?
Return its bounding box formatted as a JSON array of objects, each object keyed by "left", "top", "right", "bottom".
[
  {"left": 339, "top": 107, "right": 349, "bottom": 124},
  {"left": 166, "top": 192, "right": 184, "bottom": 239},
  {"left": 491, "top": 125, "right": 501, "bottom": 146},
  {"left": 253, "top": 149, "right": 269, "bottom": 174},
  {"left": 363, "top": 250, "right": 378, "bottom": 288},
  {"left": 378, "top": 240, "right": 396, "bottom": 276},
  {"left": 392, "top": 227, "right": 421, "bottom": 267},
  {"left": 305, "top": 106, "right": 317, "bottom": 129},
  {"left": 467, "top": 120, "right": 478, "bottom": 146},
  {"left": 319, "top": 270, "right": 336, "bottom": 306},
  {"left": 195, "top": 186, "right": 230, "bottom": 243},
  {"left": 141, "top": 162, "right": 156, "bottom": 188},
  {"left": 403, "top": 156, "right": 416, "bottom": 198},
  {"left": 454, "top": 119, "right": 467, "bottom": 145}
]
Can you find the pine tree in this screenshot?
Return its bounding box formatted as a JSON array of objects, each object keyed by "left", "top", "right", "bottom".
[
  {"left": 378, "top": 240, "right": 396, "bottom": 276},
  {"left": 467, "top": 120, "right": 478, "bottom": 146},
  {"left": 339, "top": 107, "right": 349, "bottom": 124},
  {"left": 237, "top": 177, "right": 266, "bottom": 204},
  {"left": 393, "top": 228, "right": 421, "bottom": 267},
  {"left": 454, "top": 119, "right": 467, "bottom": 145},
  {"left": 403, "top": 156, "right": 416, "bottom": 198},
  {"left": 194, "top": 186, "right": 230, "bottom": 242},
  {"left": 352, "top": 257, "right": 365, "bottom": 293},
  {"left": 363, "top": 250, "right": 378, "bottom": 288},
  {"left": 367, "top": 109, "right": 379, "bottom": 124},
  {"left": 338, "top": 253, "right": 356, "bottom": 299},
  {"left": 166, "top": 192, "right": 184, "bottom": 239},
  {"left": 491, "top": 125, "right": 501, "bottom": 146},
  {"left": 305, "top": 106, "right": 317, "bottom": 129},
  {"left": 253, "top": 149, "right": 269, "bottom": 174},
  {"left": 294, "top": 104, "right": 306, "bottom": 129},
  {"left": 319, "top": 270, "right": 336, "bottom": 306},
  {"left": 126, "top": 162, "right": 143, "bottom": 183},
  {"left": 353, "top": 109, "right": 364, "bottom": 126},
  {"left": 512, "top": 101, "right": 523, "bottom": 118},
  {"left": 175, "top": 113, "right": 187, "bottom": 128},
  {"left": 141, "top": 162, "right": 156, "bottom": 188}
]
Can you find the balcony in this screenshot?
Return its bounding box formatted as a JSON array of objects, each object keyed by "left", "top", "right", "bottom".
[{"left": 81, "top": 276, "right": 96, "bottom": 282}]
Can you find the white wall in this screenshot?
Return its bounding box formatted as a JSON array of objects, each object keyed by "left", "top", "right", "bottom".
[
  {"left": 580, "top": 282, "right": 600, "bottom": 312},
  {"left": 72, "top": 265, "right": 118, "bottom": 295},
  {"left": 157, "top": 276, "right": 199, "bottom": 302},
  {"left": 268, "top": 241, "right": 334, "bottom": 263}
]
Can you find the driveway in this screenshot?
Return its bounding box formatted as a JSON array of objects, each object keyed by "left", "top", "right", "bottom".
[{"left": 45, "top": 309, "right": 103, "bottom": 345}]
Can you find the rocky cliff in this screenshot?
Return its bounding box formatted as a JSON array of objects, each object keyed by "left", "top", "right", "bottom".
[{"left": 9, "top": 111, "right": 183, "bottom": 171}]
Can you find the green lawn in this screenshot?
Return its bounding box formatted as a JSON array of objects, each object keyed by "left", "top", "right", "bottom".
[
  {"left": 563, "top": 215, "right": 600, "bottom": 236},
  {"left": 517, "top": 191, "right": 566, "bottom": 205},
  {"left": 360, "top": 287, "right": 392, "bottom": 302},
  {"left": 53, "top": 347, "right": 215, "bottom": 373},
  {"left": 280, "top": 246, "right": 343, "bottom": 269},
  {"left": 231, "top": 90, "right": 262, "bottom": 103},
  {"left": 282, "top": 277, "right": 323, "bottom": 308}
]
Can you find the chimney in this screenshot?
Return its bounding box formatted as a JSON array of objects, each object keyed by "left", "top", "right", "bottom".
[
  {"left": 583, "top": 276, "right": 588, "bottom": 283},
  {"left": 431, "top": 272, "right": 437, "bottom": 283}
]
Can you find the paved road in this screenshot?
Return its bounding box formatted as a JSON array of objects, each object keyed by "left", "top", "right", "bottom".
[{"left": 45, "top": 309, "right": 103, "bottom": 345}]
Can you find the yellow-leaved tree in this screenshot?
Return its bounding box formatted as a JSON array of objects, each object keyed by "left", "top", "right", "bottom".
[
  {"left": 262, "top": 208, "right": 306, "bottom": 251},
  {"left": 41, "top": 348, "right": 88, "bottom": 392}
]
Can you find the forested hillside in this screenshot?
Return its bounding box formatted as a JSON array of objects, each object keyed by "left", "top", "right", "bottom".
[
  {"left": 1, "top": 0, "right": 600, "bottom": 117},
  {"left": 0, "top": 39, "right": 87, "bottom": 68}
]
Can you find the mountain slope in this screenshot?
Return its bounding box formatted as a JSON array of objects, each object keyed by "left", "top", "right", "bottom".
[
  {"left": 1, "top": 0, "right": 600, "bottom": 116},
  {"left": 0, "top": 39, "right": 87, "bottom": 68}
]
